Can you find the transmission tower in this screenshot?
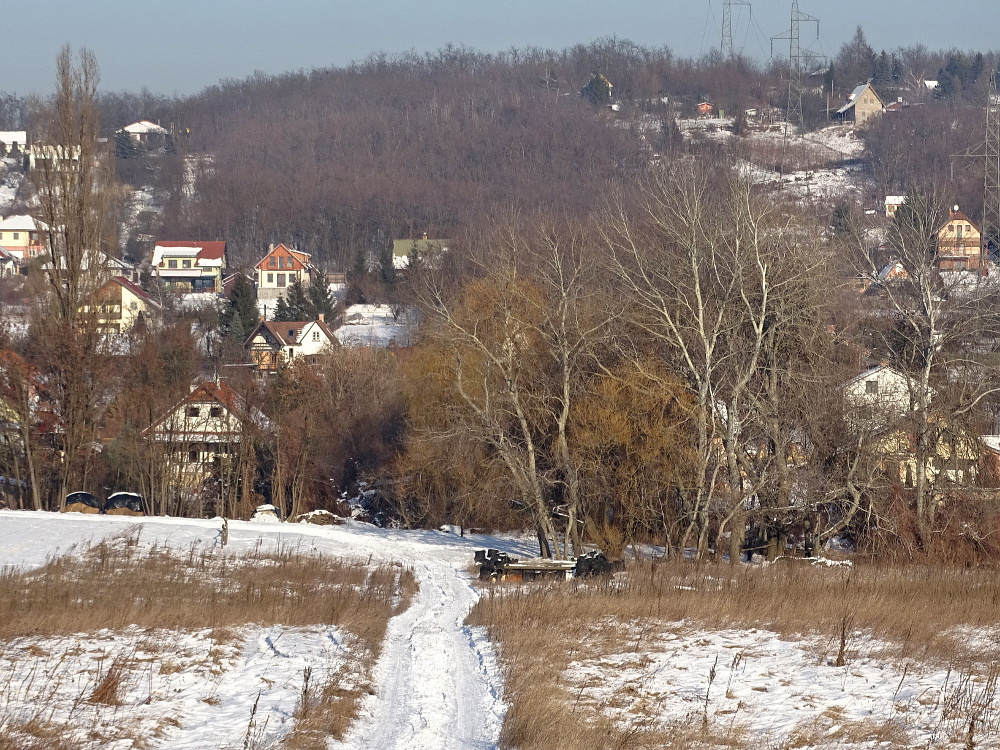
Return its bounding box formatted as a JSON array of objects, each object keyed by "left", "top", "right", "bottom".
[
  {"left": 771, "top": 0, "right": 821, "bottom": 133},
  {"left": 984, "top": 71, "right": 1000, "bottom": 259},
  {"left": 721, "top": 0, "right": 751, "bottom": 59}
]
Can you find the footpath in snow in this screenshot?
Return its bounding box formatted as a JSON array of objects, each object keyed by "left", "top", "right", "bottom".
[{"left": 0, "top": 511, "right": 532, "bottom": 750}]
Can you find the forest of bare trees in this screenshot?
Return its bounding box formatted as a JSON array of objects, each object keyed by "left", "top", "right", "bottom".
[{"left": 2, "top": 35, "right": 1000, "bottom": 563}]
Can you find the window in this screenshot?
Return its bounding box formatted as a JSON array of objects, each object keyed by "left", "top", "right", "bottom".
[
  {"left": 11, "top": 233, "right": 18, "bottom": 240},
  {"left": 312, "top": 331, "right": 320, "bottom": 342},
  {"left": 269, "top": 256, "right": 277, "bottom": 268},
  {"left": 967, "top": 225, "right": 972, "bottom": 232},
  {"left": 866, "top": 379, "right": 879, "bottom": 394},
  {"left": 266, "top": 273, "right": 273, "bottom": 283},
  {"left": 210, "top": 406, "right": 222, "bottom": 418},
  {"left": 288, "top": 329, "right": 295, "bottom": 338},
  {"left": 187, "top": 406, "right": 200, "bottom": 418},
  {"left": 277, "top": 273, "right": 286, "bottom": 287},
  {"left": 168, "top": 259, "right": 178, "bottom": 269},
  {"left": 949, "top": 224, "right": 955, "bottom": 232},
  {"left": 182, "top": 259, "right": 192, "bottom": 268},
  {"left": 189, "top": 450, "right": 199, "bottom": 463}
]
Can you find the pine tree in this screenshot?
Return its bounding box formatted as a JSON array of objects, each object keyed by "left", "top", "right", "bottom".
[
  {"left": 229, "top": 274, "right": 259, "bottom": 333},
  {"left": 284, "top": 278, "right": 311, "bottom": 319},
  {"left": 273, "top": 295, "right": 292, "bottom": 322},
  {"left": 307, "top": 278, "right": 335, "bottom": 320}
]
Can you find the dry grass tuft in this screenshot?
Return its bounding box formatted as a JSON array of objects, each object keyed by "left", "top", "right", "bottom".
[
  {"left": 469, "top": 559, "right": 1000, "bottom": 749},
  {"left": 0, "top": 529, "right": 417, "bottom": 750}
]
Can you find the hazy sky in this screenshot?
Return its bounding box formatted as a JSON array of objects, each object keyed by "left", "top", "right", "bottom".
[{"left": 8, "top": 1, "right": 1000, "bottom": 96}]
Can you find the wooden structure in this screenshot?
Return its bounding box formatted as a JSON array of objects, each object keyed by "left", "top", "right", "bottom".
[{"left": 936, "top": 206, "right": 985, "bottom": 271}]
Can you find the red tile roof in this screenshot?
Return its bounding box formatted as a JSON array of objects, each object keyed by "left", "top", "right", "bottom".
[{"left": 154, "top": 241, "right": 227, "bottom": 261}]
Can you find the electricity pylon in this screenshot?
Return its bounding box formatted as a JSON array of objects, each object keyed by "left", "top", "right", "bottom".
[
  {"left": 722, "top": 0, "right": 751, "bottom": 60},
  {"left": 771, "top": 0, "right": 821, "bottom": 133},
  {"left": 984, "top": 71, "right": 1000, "bottom": 259}
]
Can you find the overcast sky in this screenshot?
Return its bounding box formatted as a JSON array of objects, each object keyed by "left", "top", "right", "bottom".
[{"left": 8, "top": 0, "right": 1000, "bottom": 96}]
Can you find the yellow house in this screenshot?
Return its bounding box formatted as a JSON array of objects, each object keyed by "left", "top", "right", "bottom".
[
  {"left": 834, "top": 82, "right": 885, "bottom": 126},
  {"left": 0, "top": 215, "right": 47, "bottom": 260},
  {"left": 935, "top": 206, "right": 983, "bottom": 271},
  {"left": 83, "top": 276, "right": 161, "bottom": 333}
]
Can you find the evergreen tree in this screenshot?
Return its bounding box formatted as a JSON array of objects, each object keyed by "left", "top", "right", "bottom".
[
  {"left": 284, "top": 277, "right": 311, "bottom": 319},
  {"left": 114, "top": 131, "right": 140, "bottom": 159},
  {"left": 229, "top": 273, "right": 259, "bottom": 333},
  {"left": 307, "top": 278, "right": 335, "bottom": 320},
  {"left": 272, "top": 295, "right": 292, "bottom": 322},
  {"left": 581, "top": 73, "right": 613, "bottom": 106}
]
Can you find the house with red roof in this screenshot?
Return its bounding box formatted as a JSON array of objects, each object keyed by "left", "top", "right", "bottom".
[
  {"left": 83, "top": 276, "right": 161, "bottom": 333},
  {"left": 151, "top": 241, "right": 227, "bottom": 293},
  {"left": 254, "top": 243, "right": 317, "bottom": 302},
  {"left": 245, "top": 317, "right": 339, "bottom": 373},
  {"left": 143, "top": 380, "right": 273, "bottom": 490}
]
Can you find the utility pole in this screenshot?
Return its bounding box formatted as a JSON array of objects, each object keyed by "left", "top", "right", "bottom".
[
  {"left": 721, "top": 0, "right": 751, "bottom": 60},
  {"left": 984, "top": 70, "right": 1000, "bottom": 261},
  {"left": 772, "top": 0, "right": 820, "bottom": 134}
]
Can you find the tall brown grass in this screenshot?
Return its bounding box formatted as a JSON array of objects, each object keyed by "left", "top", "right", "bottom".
[
  {"left": 468, "top": 558, "right": 1000, "bottom": 749},
  {"left": 0, "top": 527, "right": 416, "bottom": 750}
]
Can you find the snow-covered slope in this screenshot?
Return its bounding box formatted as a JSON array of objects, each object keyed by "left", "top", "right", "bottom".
[{"left": 0, "top": 511, "right": 525, "bottom": 750}]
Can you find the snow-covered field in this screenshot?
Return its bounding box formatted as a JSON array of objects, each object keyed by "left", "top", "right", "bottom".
[
  {"left": 334, "top": 304, "right": 416, "bottom": 348},
  {"left": 565, "top": 622, "right": 1000, "bottom": 748},
  {"left": 4, "top": 511, "right": 994, "bottom": 750},
  {"left": 0, "top": 511, "right": 521, "bottom": 750}
]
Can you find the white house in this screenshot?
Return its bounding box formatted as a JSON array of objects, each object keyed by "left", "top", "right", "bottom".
[
  {"left": 143, "top": 380, "right": 272, "bottom": 488},
  {"left": 245, "top": 318, "right": 339, "bottom": 373},
  {"left": 117, "top": 120, "right": 169, "bottom": 144},
  {"left": 843, "top": 364, "right": 928, "bottom": 430},
  {"left": 151, "top": 241, "right": 227, "bottom": 293},
  {"left": 0, "top": 131, "right": 27, "bottom": 153}
]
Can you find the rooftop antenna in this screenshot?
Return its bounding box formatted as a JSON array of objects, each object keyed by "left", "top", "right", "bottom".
[
  {"left": 771, "top": 0, "right": 821, "bottom": 134},
  {"left": 722, "top": 0, "right": 751, "bottom": 59}
]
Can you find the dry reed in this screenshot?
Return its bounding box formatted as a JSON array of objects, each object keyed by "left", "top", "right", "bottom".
[
  {"left": 468, "top": 558, "right": 1000, "bottom": 749},
  {"left": 0, "top": 527, "right": 417, "bottom": 750}
]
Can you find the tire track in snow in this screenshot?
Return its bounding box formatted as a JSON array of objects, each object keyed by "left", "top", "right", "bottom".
[{"left": 337, "top": 556, "right": 504, "bottom": 750}]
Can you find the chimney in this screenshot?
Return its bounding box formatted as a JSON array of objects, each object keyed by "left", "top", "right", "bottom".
[
  {"left": 422, "top": 232, "right": 428, "bottom": 240},
  {"left": 318, "top": 313, "right": 325, "bottom": 323}
]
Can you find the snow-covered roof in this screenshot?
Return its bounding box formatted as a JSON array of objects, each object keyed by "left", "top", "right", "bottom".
[
  {"left": 0, "top": 131, "right": 26, "bottom": 144},
  {"left": 0, "top": 215, "right": 45, "bottom": 232},
  {"left": 152, "top": 241, "right": 227, "bottom": 267},
  {"left": 121, "top": 120, "right": 168, "bottom": 135},
  {"left": 885, "top": 195, "right": 906, "bottom": 206}
]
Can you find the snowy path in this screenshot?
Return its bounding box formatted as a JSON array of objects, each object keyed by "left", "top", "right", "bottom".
[
  {"left": 0, "top": 511, "right": 522, "bottom": 750},
  {"left": 339, "top": 556, "right": 503, "bottom": 750}
]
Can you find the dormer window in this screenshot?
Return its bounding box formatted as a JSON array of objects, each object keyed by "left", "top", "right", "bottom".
[
  {"left": 288, "top": 329, "right": 295, "bottom": 338},
  {"left": 182, "top": 259, "right": 192, "bottom": 268},
  {"left": 168, "top": 259, "right": 178, "bottom": 269}
]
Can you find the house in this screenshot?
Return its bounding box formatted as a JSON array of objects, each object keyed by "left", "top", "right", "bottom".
[
  {"left": 872, "top": 423, "right": 981, "bottom": 488},
  {"left": 0, "top": 247, "right": 18, "bottom": 277},
  {"left": 885, "top": 195, "right": 906, "bottom": 217},
  {"left": 245, "top": 317, "right": 339, "bottom": 372},
  {"left": 253, "top": 243, "right": 316, "bottom": 301},
  {"left": 877, "top": 260, "right": 909, "bottom": 282},
  {"left": 0, "top": 131, "right": 26, "bottom": 153},
  {"left": 843, "top": 363, "right": 925, "bottom": 430},
  {"left": 391, "top": 236, "right": 450, "bottom": 270},
  {"left": 151, "top": 241, "right": 227, "bottom": 293},
  {"left": 696, "top": 101, "right": 715, "bottom": 117},
  {"left": 82, "top": 276, "right": 161, "bottom": 333},
  {"left": 143, "top": 380, "right": 272, "bottom": 489},
  {"left": 935, "top": 206, "right": 984, "bottom": 271},
  {"left": 27, "top": 144, "right": 81, "bottom": 171},
  {"left": 0, "top": 215, "right": 47, "bottom": 260},
  {"left": 833, "top": 82, "right": 885, "bottom": 126},
  {"left": 117, "top": 120, "right": 169, "bottom": 145}
]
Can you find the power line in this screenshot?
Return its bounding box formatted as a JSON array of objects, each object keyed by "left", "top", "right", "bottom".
[
  {"left": 771, "top": 0, "right": 822, "bottom": 134},
  {"left": 722, "top": 0, "right": 751, "bottom": 59}
]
